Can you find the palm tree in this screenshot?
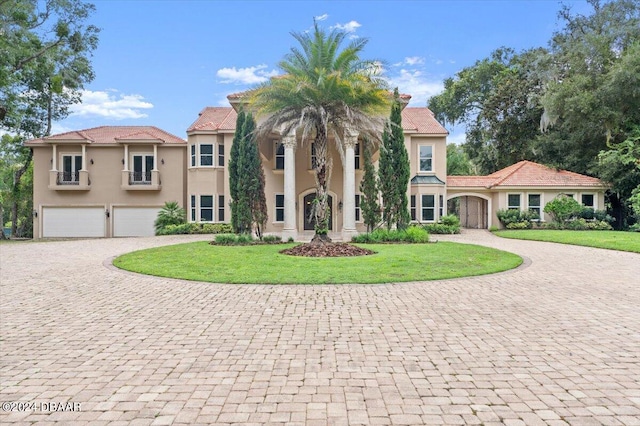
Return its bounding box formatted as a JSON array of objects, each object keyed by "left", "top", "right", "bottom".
[{"left": 251, "top": 19, "right": 390, "bottom": 242}]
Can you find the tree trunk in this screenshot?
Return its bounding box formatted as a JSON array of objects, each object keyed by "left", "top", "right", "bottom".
[
  {"left": 11, "top": 149, "right": 32, "bottom": 237},
  {"left": 0, "top": 204, "right": 6, "bottom": 239},
  {"left": 312, "top": 124, "right": 332, "bottom": 242}
]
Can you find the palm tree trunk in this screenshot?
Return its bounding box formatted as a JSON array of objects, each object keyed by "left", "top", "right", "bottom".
[{"left": 311, "top": 125, "right": 331, "bottom": 243}]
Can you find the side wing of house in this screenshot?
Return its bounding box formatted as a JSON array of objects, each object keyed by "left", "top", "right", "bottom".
[{"left": 26, "top": 126, "right": 187, "bottom": 238}]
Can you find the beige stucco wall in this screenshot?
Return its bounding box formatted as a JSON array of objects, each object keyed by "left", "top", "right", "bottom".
[
  {"left": 448, "top": 187, "right": 606, "bottom": 229},
  {"left": 32, "top": 143, "right": 187, "bottom": 237},
  {"left": 408, "top": 135, "right": 447, "bottom": 223}
]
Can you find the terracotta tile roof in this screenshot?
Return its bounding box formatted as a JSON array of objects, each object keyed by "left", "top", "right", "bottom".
[
  {"left": 189, "top": 106, "right": 447, "bottom": 135},
  {"left": 447, "top": 161, "right": 605, "bottom": 188},
  {"left": 401, "top": 108, "right": 448, "bottom": 135},
  {"left": 187, "top": 107, "right": 237, "bottom": 132},
  {"left": 25, "top": 126, "right": 185, "bottom": 145}
]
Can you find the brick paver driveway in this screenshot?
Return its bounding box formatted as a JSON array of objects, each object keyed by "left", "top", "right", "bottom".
[{"left": 1, "top": 231, "right": 639, "bottom": 425}]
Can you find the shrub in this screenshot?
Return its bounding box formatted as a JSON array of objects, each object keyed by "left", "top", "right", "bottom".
[
  {"left": 506, "top": 221, "right": 531, "bottom": 230},
  {"left": 496, "top": 209, "right": 538, "bottom": 228},
  {"left": 351, "top": 227, "right": 429, "bottom": 243},
  {"left": 489, "top": 225, "right": 499, "bottom": 232},
  {"left": 544, "top": 195, "right": 583, "bottom": 225},
  {"left": 423, "top": 223, "right": 460, "bottom": 234},
  {"left": 154, "top": 201, "right": 186, "bottom": 234},
  {"left": 262, "top": 235, "right": 282, "bottom": 243},
  {"left": 214, "top": 233, "right": 254, "bottom": 245},
  {"left": 440, "top": 214, "right": 460, "bottom": 227}
]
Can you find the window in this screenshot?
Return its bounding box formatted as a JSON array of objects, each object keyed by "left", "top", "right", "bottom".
[
  {"left": 191, "top": 145, "right": 196, "bottom": 167},
  {"left": 439, "top": 195, "right": 444, "bottom": 219},
  {"left": 508, "top": 194, "right": 521, "bottom": 210},
  {"left": 275, "top": 141, "right": 284, "bottom": 170},
  {"left": 132, "top": 154, "right": 153, "bottom": 182},
  {"left": 275, "top": 194, "right": 284, "bottom": 222},
  {"left": 582, "top": 194, "right": 595, "bottom": 209},
  {"left": 410, "top": 195, "right": 416, "bottom": 221},
  {"left": 355, "top": 194, "right": 361, "bottom": 222},
  {"left": 419, "top": 145, "right": 433, "bottom": 172},
  {"left": 421, "top": 195, "right": 435, "bottom": 221},
  {"left": 528, "top": 194, "right": 541, "bottom": 218},
  {"left": 200, "top": 195, "right": 213, "bottom": 222},
  {"left": 218, "top": 144, "right": 224, "bottom": 167},
  {"left": 61, "top": 155, "right": 82, "bottom": 182},
  {"left": 311, "top": 143, "right": 317, "bottom": 169},
  {"left": 218, "top": 195, "right": 225, "bottom": 222},
  {"left": 200, "top": 144, "right": 213, "bottom": 166},
  {"left": 191, "top": 195, "right": 196, "bottom": 222},
  {"left": 354, "top": 143, "right": 361, "bottom": 170}
]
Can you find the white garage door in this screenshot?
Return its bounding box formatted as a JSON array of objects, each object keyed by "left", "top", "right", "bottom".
[
  {"left": 42, "top": 207, "right": 105, "bottom": 238},
  {"left": 113, "top": 207, "right": 162, "bottom": 237}
]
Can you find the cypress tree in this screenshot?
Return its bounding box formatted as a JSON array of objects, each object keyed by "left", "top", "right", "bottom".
[
  {"left": 241, "top": 113, "right": 268, "bottom": 238},
  {"left": 379, "top": 88, "right": 410, "bottom": 230},
  {"left": 229, "top": 109, "right": 246, "bottom": 233},
  {"left": 359, "top": 140, "right": 380, "bottom": 232},
  {"left": 235, "top": 113, "right": 253, "bottom": 234}
]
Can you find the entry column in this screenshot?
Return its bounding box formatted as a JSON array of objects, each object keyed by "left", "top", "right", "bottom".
[
  {"left": 342, "top": 127, "right": 358, "bottom": 241},
  {"left": 282, "top": 132, "right": 298, "bottom": 241}
]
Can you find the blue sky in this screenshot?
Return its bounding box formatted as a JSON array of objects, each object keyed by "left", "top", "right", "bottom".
[{"left": 56, "top": 0, "right": 593, "bottom": 143}]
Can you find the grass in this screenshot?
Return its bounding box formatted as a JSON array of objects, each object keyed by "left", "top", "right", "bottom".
[
  {"left": 494, "top": 229, "right": 640, "bottom": 253},
  {"left": 113, "top": 241, "right": 522, "bottom": 284}
]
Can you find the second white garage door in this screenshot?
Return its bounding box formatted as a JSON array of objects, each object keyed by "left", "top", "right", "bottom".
[{"left": 113, "top": 207, "right": 162, "bottom": 237}]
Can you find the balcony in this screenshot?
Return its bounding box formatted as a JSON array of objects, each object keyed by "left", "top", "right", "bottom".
[
  {"left": 48, "top": 170, "right": 90, "bottom": 190},
  {"left": 121, "top": 170, "right": 161, "bottom": 190}
]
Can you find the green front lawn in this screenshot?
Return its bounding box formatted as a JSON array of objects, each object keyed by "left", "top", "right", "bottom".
[
  {"left": 494, "top": 230, "right": 640, "bottom": 253},
  {"left": 113, "top": 242, "right": 522, "bottom": 284}
]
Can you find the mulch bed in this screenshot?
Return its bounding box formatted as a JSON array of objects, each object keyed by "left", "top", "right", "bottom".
[{"left": 280, "top": 242, "right": 376, "bottom": 257}]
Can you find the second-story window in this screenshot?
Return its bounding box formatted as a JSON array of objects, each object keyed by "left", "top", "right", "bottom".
[
  {"left": 61, "top": 154, "right": 82, "bottom": 183},
  {"left": 275, "top": 141, "right": 284, "bottom": 170},
  {"left": 200, "top": 144, "right": 213, "bottom": 166},
  {"left": 218, "top": 144, "right": 224, "bottom": 166},
  {"left": 419, "top": 145, "right": 433, "bottom": 172},
  {"left": 354, "top": 143, "right": 361, "bottom": 169},
  {"left": 191, "top": 145, "right": 196, "bottom": 167},
  {"left": 132, "top": 154, "right": 153, "bottom": 183}
]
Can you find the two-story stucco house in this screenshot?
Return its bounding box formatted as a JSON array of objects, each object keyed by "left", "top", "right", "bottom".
[{"left": 26, "top": 92, "right": 608, "bottom": 239}]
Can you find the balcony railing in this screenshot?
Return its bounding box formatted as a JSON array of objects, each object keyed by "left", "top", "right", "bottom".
[
  {"left": 56, "top": 171, "right": 80, "bottom": 185},
  {"left": 128, "top": 171, "right": 152, "bottom": 185}
]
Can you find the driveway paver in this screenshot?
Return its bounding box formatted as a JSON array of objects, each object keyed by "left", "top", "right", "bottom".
[{"left": 1, "top": 231, "right": 639, "bottom": 425}]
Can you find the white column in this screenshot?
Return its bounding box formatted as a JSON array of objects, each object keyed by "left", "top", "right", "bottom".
[
  {"left": 342, "top": 127, "right": 358, "bottom": 241},
  {"left": 123, "top": 144, "right": 129, "bottom": 171},
  {"left": 51, "top": 144, "right": 57, "bottom": 171},
  {"left": 153, "top": 144, "right": 158, "bottom": 170},
  {"left": 282, "top": 133, "right": 297, "bottom": 241},
  {"left": 81, "top": 144, "right": 87, "bottom": 170}
]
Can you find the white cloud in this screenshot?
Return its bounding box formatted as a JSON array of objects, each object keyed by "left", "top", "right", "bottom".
[
  {"left": 387, "top": 69, "right": 444, "bottom": 106},
  {"left": 331, "top": 20, "right": 361, "bottom": 33},
  {"left": 50, "top": 123, "right": 73, "bottom": 135},
  {"left": 404, "top": 56, "right": 425, "bottom": 66},
  {"left": 70, "top": 90, "right": 153, "bottom": 119},
  {"left": 315, "top": 14, "right": 328, "bottom": 21},
  {"left": 216, "top": 64, "right": 279, "bottom": 85}
]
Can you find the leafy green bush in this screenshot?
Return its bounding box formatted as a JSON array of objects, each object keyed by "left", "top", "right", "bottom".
[
  {"left": 440, "top": 214, "right": 460, "bottom": 227},
  {"left": 157, "top": 222, "right": 234, "bottom": 235},
  {"left": 214, "top": 233, "right": 254, "bottom": 245},
  {"left": 154, "top": 201, "right": 186, "bottom": 234},
  {"left": 262, "top": 235, "right": 282, "bottom": 243},
  {"left": 351, "top": 227, "right": 429, "bottom": 243},
  {"left": 506, "top": 221, "right": 531, "bottom": 230},
  {"left": 423, "top": 223, "right": 460, "bottom": 234},
  {"left": 496, "top": 209, "right": 538, "bottom": 228},
  {"left": 543, "top": 195, "right": 583, "bottom": 225}
]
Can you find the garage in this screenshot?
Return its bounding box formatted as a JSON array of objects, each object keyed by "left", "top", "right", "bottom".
[
  {"left": 42, "top": 207, "right": 106, "bottom": 238},
  {"left": 113, "top": 206, "right": 162, "bottom": 237}
]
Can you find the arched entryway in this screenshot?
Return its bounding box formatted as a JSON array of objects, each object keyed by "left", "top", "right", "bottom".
[
  {"left": 447, "top": 193, "right": 491, "bottom": 229},
  {"left": 302, "top": 192, "right": 333, "bottom": 231}
]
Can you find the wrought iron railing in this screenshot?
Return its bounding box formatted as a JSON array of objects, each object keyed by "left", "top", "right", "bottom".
[
  {"left": 129, "top": 171, "right": 152, "bottom": 184},
  {"left": 56, "top": 171, "right": 79, "bottom": 185}
]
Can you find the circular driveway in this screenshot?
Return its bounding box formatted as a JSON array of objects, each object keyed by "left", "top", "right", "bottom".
[{"left": 1, "top": 231, "right": 639, "bottom": 425}]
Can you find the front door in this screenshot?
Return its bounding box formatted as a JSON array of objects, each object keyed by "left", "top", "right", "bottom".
[{"left": 303, "top": 193, "right": 333, "bottom": 231}]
